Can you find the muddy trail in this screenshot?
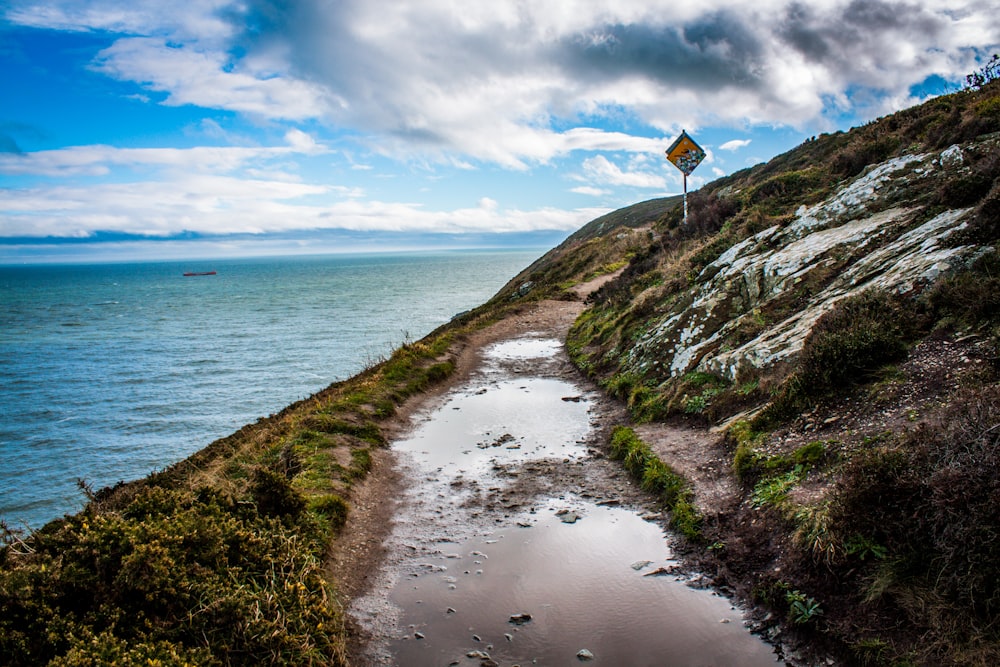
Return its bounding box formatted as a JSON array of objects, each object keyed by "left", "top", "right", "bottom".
[{"left": 344, "top": 288, "right": 784, "bottom": 666}]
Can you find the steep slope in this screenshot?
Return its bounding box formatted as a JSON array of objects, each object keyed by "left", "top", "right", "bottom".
[
  {"left": 2, "top": 78, "right": 997, "bottom": 667},
  {"left": 559, "top": 82, "right": 1000, "bottom": 665}
]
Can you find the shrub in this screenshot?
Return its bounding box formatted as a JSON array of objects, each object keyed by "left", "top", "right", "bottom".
[
  {"left": 798, "top": 290, "right": 911, "bottom": 390},
  {"left": 965, "top": 54, "right": 1000, "bottom": 90},
  {"left": 922, "top": 249, "right": 1000, "bottom": 328},
  {"left": 755, "top": 289, "right": 913, "bottom": 427},
  {"left": 0, "top": 486, "right": 346, "bottom": 666},
  {"left": 831, "top": 136, "right": 902, "bottom": 178},
  {"left": 251, "top": 467, "right": 307, "bottom": 519},
  {"left": 829, "top": 386, "right": 1000, "bottom": 617}
]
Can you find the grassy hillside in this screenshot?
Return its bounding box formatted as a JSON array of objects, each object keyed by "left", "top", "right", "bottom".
[
  {"left": 558, "top": 81, "right": 1000, "bottom": 666},
  {"left": 2, "top": 79, "right": 997, "bottom": 666}
]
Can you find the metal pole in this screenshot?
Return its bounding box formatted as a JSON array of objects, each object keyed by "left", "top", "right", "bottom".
[{"left": 683, "top": 173, "right": 688, "bottom": 224}]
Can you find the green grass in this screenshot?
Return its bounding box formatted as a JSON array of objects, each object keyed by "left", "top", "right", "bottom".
[{"left": 610, "top": 426, "right": 702, "bottom": 542}]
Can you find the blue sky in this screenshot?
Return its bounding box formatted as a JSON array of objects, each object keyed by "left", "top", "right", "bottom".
[{"left": 1, "top": 0, "right": 998, "bottom": 263}]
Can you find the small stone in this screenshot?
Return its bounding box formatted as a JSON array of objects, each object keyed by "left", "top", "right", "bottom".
[
  {"left": 509, "top": 613, "right": 532, "bottom": 624},
  {"left": 560, "top": 512, "right": 581, "bottom": 524},
  {"left": 505, "top": 633, "right": 513, "bottom": 642},
  {"left": 472, "top": 634, "right": 482, "bottom": 642},
  {"left": 414, "top": 631, "right": 425, "bottom": 639},
  {"left": 577, "top": 648, "right": 595, "bottom": 660},
  {"left": 467, "top": 650, "right": 490, "bottom": 659}
]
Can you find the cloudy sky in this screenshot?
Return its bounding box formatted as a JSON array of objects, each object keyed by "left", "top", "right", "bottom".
[{"left": 2, "top": 0, "right": 998, "bottom": 262}]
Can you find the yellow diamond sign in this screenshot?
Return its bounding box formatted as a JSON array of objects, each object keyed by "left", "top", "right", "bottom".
[{"left": 665, "top": 130, "right": 705, "bottom": 176}]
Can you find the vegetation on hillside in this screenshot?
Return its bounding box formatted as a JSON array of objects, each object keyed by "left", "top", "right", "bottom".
[
  {"left": 562, "top": 80, "right": 1000, "bottom": 665},
  {"left": 2, "top": 74, "right": 998, "bottom": 666},
  {"left": 0, "top": 294, "right": 533, "bottom": 665}
]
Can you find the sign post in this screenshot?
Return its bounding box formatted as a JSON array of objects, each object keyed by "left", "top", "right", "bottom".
[{"left": 665, "top": 130, "right": 706, "bottom": 224}]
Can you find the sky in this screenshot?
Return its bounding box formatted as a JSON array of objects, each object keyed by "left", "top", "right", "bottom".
[{"left": 1, "top": 0, "right": 998, "bottom": 263}]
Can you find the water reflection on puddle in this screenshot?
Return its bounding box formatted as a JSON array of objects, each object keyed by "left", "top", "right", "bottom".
[
  {"left": 396, "top": 376, "right": 591, "bottom": 475},
  {"left": 392, "top": 500, "right": 778, "bottom": 666},
  {"left": 366, "top": 336, "right": 782, "bottom": 666},
  {"left": 483, "top": 336, "right": 563, "bottom": 361}
]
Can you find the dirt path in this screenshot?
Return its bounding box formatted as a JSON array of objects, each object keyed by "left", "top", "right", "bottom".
[{"left": 327, "top": 275, "right": 733, "bottom": 663}]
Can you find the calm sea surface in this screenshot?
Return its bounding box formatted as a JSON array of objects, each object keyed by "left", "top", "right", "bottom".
[{"left": 0, "top": 250, "right": 542, "bottom": 529}]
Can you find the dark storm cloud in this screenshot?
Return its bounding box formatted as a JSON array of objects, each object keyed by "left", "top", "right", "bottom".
[
  {"left": 206, "top": 0, "right": 1000, "bottom": 161},
  {"left": 556, "top": 13, "right": 767, "bottom": 91},
  {"left": 779, "top": 0, "right": 946, "bottom": 67}
]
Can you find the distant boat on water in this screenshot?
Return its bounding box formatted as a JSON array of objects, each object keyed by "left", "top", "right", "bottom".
[{"left": 182, "top": 271, "right": 217, "bottom": 277}]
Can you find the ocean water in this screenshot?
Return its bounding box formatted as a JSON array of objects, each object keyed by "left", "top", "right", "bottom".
[{"left": 0, "top": 250, "right": 542, "bottom": 529}]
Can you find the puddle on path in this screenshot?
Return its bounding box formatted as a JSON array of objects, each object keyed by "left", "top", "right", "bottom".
[{"left": 352, "top": 335, "right": 783, "bottom": 666}]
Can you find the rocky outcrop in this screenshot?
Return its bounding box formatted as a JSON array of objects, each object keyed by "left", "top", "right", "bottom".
[{"left": 623, "top": 140, "right": 994, "bottom": 382}]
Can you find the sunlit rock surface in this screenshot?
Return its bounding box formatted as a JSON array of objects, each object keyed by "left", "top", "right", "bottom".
[{"left": 625, "top": 142, "right": 989, "bottom": 382}]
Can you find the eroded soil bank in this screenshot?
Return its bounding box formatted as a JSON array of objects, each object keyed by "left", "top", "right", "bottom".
[{"left": 339, "top": 289, "right": 784, "bottom": 666}]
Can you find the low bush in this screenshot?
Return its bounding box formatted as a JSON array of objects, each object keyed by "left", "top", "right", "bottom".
[
  {"left": 755, "top": 289, "right": 913, "bottom": 428},
  {"left": 829, "top": 385, "right": 1000, "bottom": 621},
  {"left": 0, "top": 486, "right": 347, "bottom": 666},
  {"left": 310, "top": 494, "right": 350, "bottom": 533}
]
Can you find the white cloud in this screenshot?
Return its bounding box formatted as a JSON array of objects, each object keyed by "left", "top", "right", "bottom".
[
  {"left": 9, "top": 0, "right": 999, "bottom": 170},
  {"left": 0, "top": 171, "right": 602, "bottom": 238},
  {"left": 4, "top": 0, "right": 1000, "bottom": 248},
  {"left": 92, "top": 38, "right": 333, "bottom": 120},
  {"left": 581, "top": 155, "right": 667, "bottom": 189},
  {"left": 719, "top": 139, "right": 752, "bottom": 151},
  {"left": 571, "top": 186, "right": 610, "bottom": 197},
  {"left": 0, "top": 132, "right": 327, "bottom": 177}
]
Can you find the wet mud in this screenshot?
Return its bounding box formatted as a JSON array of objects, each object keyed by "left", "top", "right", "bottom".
[{"left": 350, "top": 334, "right": 783, "bottom": 666}]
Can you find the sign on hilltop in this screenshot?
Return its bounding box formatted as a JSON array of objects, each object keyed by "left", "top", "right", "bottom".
[{"left": 665, "top": 130, "right": 705, "bottom": 223}]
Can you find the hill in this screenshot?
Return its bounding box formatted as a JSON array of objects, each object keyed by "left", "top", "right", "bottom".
[
  {"left": 2, "top": 80, "right": 998, "bottom": 666},
  {"left": 508, "top": 80, "right": 1000, "bottom": 665}
]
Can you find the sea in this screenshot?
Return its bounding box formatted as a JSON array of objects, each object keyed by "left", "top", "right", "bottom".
[{"left": 0, "top": 250, "right": 543, "bottom": 529}]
